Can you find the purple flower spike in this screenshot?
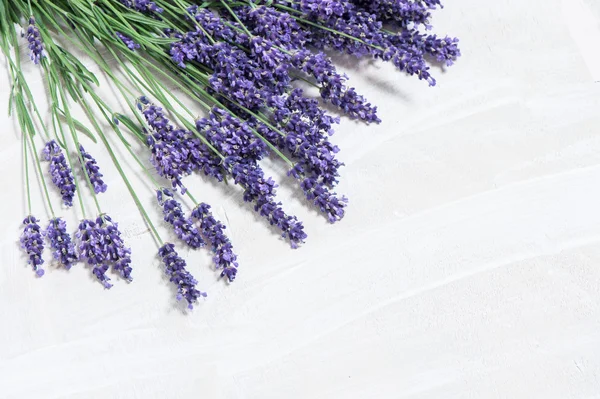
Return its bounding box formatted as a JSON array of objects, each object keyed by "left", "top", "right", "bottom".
[
  {"left": 79, "top": 145, "right": 107, "bottom": 194},
  {"left": 119, "top": 0, "right": 163, "bottom": 13},
  {"left": 26, "top": 17, "right": 44, "bottom": 64},
  {"left": 139, "top": 97, "right": 225, "bottom": 192},
  {"left": 353, "top": 0, "right": 442, "bottom": 27},
  {"left": 20, "top": 216, "right": 45, "bottom": 276},
  {"left": 300, "top": 177, "right": 348, "bottom": 223},
  {"left": 77, "top": 219, "right": 112, "bottom": 288},
  {"left": 238, "top": 5, "right": 309, "bottom": 50},
  {"left": 196, "top": 108, "right": 268, "bottom": 161},
  {"left": 191, "top": 203, "right": 239, "bottom": 282},
  {"left": 97, "top": 215, "right": 133, "bottom": 282},
  {"left": 43, "top": 140, "right": 76, "bottom": 207},
  {"left": 46, "top": 217, "right": 78, "bottom": 269},
  {"left": 292, "top": 51, "right": 380, "bottom": 123},
  {"left": 225, "top": 157, "right": 307, "bottom": 248},
  {"left": 158, "top": 243, "right": 207, "bottom": 309},
  {"left": 116, "top": 32, "right": 140, "bottom": 51},
  {"left": 157, "top": 188, "right": 205, "bottom": 249},
  {"left": 76, "top": 215, "right": 133, "bottom": 288}
]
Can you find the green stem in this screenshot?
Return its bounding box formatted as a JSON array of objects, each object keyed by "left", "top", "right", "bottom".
[
  {"left": 23, "top": 126, "right": 32, "bottom": 215},
  {"left": 26, "top": 129, "right": 56, "bottom": 218}
]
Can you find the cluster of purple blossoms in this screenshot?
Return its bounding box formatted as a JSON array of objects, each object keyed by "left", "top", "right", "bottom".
[
  {"left": 43, "top": 140, "right": 76, "bottom": 207},
  {"left": 20, "top": 216, "right": 45, "bottom": 277},
  {"left": 76, "top": 214, "right": 132, "bottom": 288},
  {"left": 118, "top": 0, "right": 163, "bottom": 13},
  {"left": 79, "top": 144, "right": 107, "bottom": 194},
  {"left": 195, "top": 108, "right": 267, "bottom": 161},
  {"left": 116, "top": 32, "right": 140, "bottom": 51},
  {"left": 77, "top": 219, "right": 111, "bottom": 288},
  {"left": 268, "top": 89, "right": 343, "bottom": 186},
  {"left": 266, "top": 0, "right": 459, "bottom": 86},
  {"left": 158, "top": 243, "right": 207, "bottom": 309},
  {"left": 125, "top": 0, "right": 457, "bottom": 255},
  {"left": 26, "top": 17, "right": 44, "bottom": 64},
  {"left": 139, "top": 97, "right": 223, "bottom": 193},
  {"left": 354, "top": 0, "right": 442, "bottom": 27},
  {"left": 226, "top": 157, "right": 307, "bottom": 248},
  {"left": 291, "top": 50, "right": 380, "bottom": 123},
  {"left": 386, "top": 29, "right": 461, "bottom": 67},
  {"left": 46, "top": 217, "right": 78, "bottom": 269},
  {"left": 99, "top": 215, "right": 133, "bottom": 282},
  {"left": 191, "top": 203, "right": 238, "bottom": 282},
  {"left": 156, "top": 188, "right": 204, "bottom": 249},
  {"left": 300, "top": 176, "right": 348, "bottom": 223},
  {"left": 237, "top": 5, "right": 309, "bottom": 50}
]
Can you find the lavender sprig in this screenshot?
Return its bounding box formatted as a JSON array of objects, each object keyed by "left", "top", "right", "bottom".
[
  {"left": 46, "top": 217, "right": 78, "bottom": 269},
  {"left": 76, "top": 215, "right": 133, "bottom": 288},
  {"left": 43, "top": 140, "right": 76, "bottom": 207},
  {"left": 79, "top": 144, "right": 107, "bottom": 194},
  {"left": 191, "top": 203, "right": 239, "bottom": 282},
  {"left": 158, "top": 243, "right": 207, "bottom": 309},
  {"left": 157, "top": 188, "right": 205, "bottom": 249},
  {"left": 226, "top": 157, "right": 308, "bottom": 248},
  {"left": 116, "top": 32, "right": 140, "bottom": 51},
  {"left": 97, "top": 215, "right": 133, "bottom": 282},
  {"left": 20, "top": 216, "right": 45, "bottom": 277},
  {"left": 26, "top": 17, "right": 44, "bottom": 64},
  {"left": 138, "top": 97, "right": 225, "bottom": 192},
  {"left": 77, "top": 219, "right": 112, "bottom": 288},
  {"left": 119, "top": 0, "right": 163, "bottom": 13}
]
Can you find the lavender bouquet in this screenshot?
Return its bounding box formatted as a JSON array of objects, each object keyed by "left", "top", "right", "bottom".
[{"left": 2, "top": 0, "right": 459, "bottom": 309}]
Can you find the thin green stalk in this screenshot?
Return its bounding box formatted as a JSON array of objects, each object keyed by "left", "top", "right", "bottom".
[
  {"left": 25, "top": 128, "right": 56, "bottom": 218},
  {"left": 23, "top": 124, "right": 32, "bottom": 215}
]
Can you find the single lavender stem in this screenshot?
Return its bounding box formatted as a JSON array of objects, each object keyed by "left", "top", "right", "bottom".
[
  {"left": 191, "top": 203, "right": 239, "bottom": 282},
  {"left": 157, "top": 188, "right": 205, "bottom": 249},
  {"left": 26, "top": 17, "right": 45, "bottom": 64},
  {"left": 158, "top": 243, "right": 207, "bottom": 309},
  {"left": 79, "top": 144, "right": 108, "bottom": 194},
  {"left": 46, "top": 217, "right": 79, "bottom": 269},
  {"left": 21, "top": 215, "right": 45, "bottom": 277}
]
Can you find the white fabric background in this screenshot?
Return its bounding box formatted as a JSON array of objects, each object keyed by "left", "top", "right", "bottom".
[{"left": 1, "top": 0, "right": 600, "bottom": 397}]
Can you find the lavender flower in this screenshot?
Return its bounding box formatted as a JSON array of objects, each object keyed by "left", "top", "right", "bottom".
[
  {"left": 191, "top": 203, "right": 238, "bottom": 282},
  {"left": 386, "top": 29, "right": 460, "bottom": 67},
  {"left": 26, "top": 17, "right": 44, "bottom": 64},
  {"left": 139, "top": 97, "right": 224, "bottom": 192},
  {"left": 266, "top": 89, "right": 344, "bottom": 186},
  {"left": 300, "top": 177, "right": 348, "bottom": 223},
  {"left": 238, "top": 5, "right": 310, "bottom": 50},
  {"left": 226, "top": 157, "right": 307, "bottom": 248},
  {"left": 116, "top": 32, "right": 140, "bottom": 51},
  {"left": 292, "top": 51, "right": 380, "bottom": 123},
  {"left": 77, "top": 219, "right": 111, "bottom": 288},
  {"left": 158, "top": 243, "right": 207, "bottom": 309},
  {"left": 43, "top": 140, "right": 76, "bottom": 207},
  {"left": 196, "top": 108, "right": 267, "bottom": 161},
  {"left": 353, "top": 0, "right": 443, "bottom": 27},
  {"left": 20, "top": 216, "right": 45, "bottom": 277},
  {"left": 119, "top": 0, "right": 163, "bottom": 13},
  {"left": 97, "top": 215, "right": 133, "bottom": 282},
  {"left": 79, "top": 144, "right": 107, "bottom": 194},
  {"left": 46, "top": 217, "right": 78, "bottom": 269},
  {"left": 76, "top": 215, "right": 133, "bottom": 288},
  {"left": 157, "top": 188, "right": 204, "bottom": 249}
]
